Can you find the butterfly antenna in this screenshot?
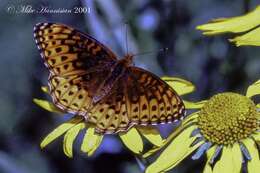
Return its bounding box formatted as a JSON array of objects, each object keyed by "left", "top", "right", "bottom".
[
  {"left": 125, "top": 21, "right": 129, "bottom": 54},
  {"left": 132, "top": 47, "right": 169, "bottom": 57}
]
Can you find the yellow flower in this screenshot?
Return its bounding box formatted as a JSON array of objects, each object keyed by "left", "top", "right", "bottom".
[
  {"left": 197, "top": 5, "right": 260, "bottom": 46},
  {"left": 145, "top": 80, "right": 260, "bottom": 173},
  {"left": 34, "top": 77, "right": 194, "bottom": 158}
]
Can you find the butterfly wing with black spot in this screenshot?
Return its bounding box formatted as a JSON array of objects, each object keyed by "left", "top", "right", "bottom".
[
  {"left": 34, "top": 23, "right": 117, "bottom": 115},
  {"left": 88, "top": 67, "right": 185, "bottom": 134},
  {"left": 126, "top": 67, "right": 185, "bottom": 125},
  {"left": 87, "top": 75, "right": 131, "bottom": 134}
]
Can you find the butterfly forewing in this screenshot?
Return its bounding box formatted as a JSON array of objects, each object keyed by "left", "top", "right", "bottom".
[
  {"left": 34, "top": 23, "right": 117, "bottom": 76},
  {"left": 34, "top": 22, "right": 185, "bottom": 134},
  {"left": 34, "top": 23, "right": 117, "bottom": 114}
]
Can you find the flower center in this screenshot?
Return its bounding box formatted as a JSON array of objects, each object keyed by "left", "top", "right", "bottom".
[{"left": 198, "top": 92, "right": 258, "bottom": 145}]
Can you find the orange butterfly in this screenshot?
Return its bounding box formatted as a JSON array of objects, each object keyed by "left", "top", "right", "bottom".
[{"left": 34, "top": 23, "right": 185, "bottom": 134}]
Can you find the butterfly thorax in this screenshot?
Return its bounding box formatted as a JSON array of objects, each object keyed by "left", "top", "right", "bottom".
[
  {"left": 121, "top": 54, "right": 134, "bottom": 66},
  {"left": 92, "top": 55, "right": 133, "bottom": 103}
]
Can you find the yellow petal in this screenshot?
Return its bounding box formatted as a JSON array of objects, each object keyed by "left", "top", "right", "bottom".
[
  {"left": 41, "top": 86, "right": 49, "bottom": 93},
  {"left": 231, "top": 143, "right": 243, "bottom": 173},
  {"left": 206, "top": 145, "right": 217, "bottom": 159},
  {"left": 145, "top": 126, "right": 203, "bottom": 173},
  {"left": 183, "top": 100, "right": 207, "bottom": 109},
  {"left": 182, "top": 112, "right": 199, "bottom": 126},
  {"left": 203, "top": 146, "right": 216, "bottom": 173},
  {"left": 119, "top": 128, "right": 143, "bottom": 154},
  {"left": 40, "top": 116, "right": 83, "bottom": 148},
  {"left": 80, "top": 127, "right": 103, "bottom": 156},
  {"left": 162, "top": 76, "right": 195, "bottom": 96},
  {"left": 204, "top": 163, "right": 213, "bottom": 173},
  {"left": 256, "top": 104, "right": 260, "bottom": 109},
  {"left": 33, "top": 98, "right": 63, "bottom": 113},
  {"left": 242, "top": 138, "right": 260, "bottom": 173},
  {"left": 253, "top": 133, "right": 260, "bottom": 147},
  {"left": 143, "top": 146, "right": 161, "bottom": 158},
  {"left": 143, "top": 114, "right": 199, "bottom": 159},
  {"left": 213, "top": 147, "right": 233, "bottom": 173},
  {"left": 246, "top": 80, "right": 260, "bottom": 97},
  {"left": 137, "top": 126, "right": 164, "bottom": 147},
  {"left": 63, "top": 122, "right": 85, "bottom": 158},
  {"left": 230, "top": 27, "right": 260, "bottom": 46},
  {"left": 252, "top": 133, "right": 260, "bottom": 141},
  {"left": 196, "top": 6, "right": 260, "bottom": 35}
]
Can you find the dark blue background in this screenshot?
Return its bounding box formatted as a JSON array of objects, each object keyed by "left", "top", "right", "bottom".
[{"left": 0, "top": 0, "right": 259, "bottom": 173}]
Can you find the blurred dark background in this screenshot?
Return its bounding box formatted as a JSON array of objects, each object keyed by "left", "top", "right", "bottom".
[{"left": 0, "top": 0, "right": 260, "bottom": 173}]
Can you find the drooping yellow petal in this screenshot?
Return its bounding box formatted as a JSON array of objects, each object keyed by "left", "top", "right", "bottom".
[
  {"left": 203, "top": 145, "right": 216, "bottom": 173},
  {"left": 119, "top": 128, "right": 143, "bottom": 154},
  {"left": 256, "top": 104, "right": 260, "bottom": 109},
  {"left": 181, "top": 112, "right": 199, "bottom": 126},
  {"left": 137, "top": 126, "right": 164, "bottom": 147},
  {"left": 204, "top": 163, "right": 214, "bottom": 173},
  {"left": 162, "top": 77, "right": 195, "bottom": 96},
  {"left": 253, "top": 133, "right": 260, "bottom": 147},
  {"left": 143, "top": 115, "right": 200, "bottom": 159},
  {"left": 242, "top": 138, "right": 260, "bottom": 173},
  {"left": 183, "top": 100, "right": 207, "bottom": 109},
  {"left": 206, "top": 146, "right": 217, "bottom": 159},
  {"left": 40, "top": 116, "right": 83, "bottom": 148},
  {"left": 213, "top": 146, "right": 233, "bottom": 173},
  {"left": 145, "top": 126, "right": 203, "bottom": 173},
  {"left": 41, "top": 86, "right": 49, "bottom": 93},
  {"left": 231, "top": 143, "right": 243, "bottom": 173},
  {"left": 246, "top": 80, "right": 260, "bottom": 98},
  {"left": 33, "top": 98, "right": 63, "bottom": 113},
  {"left": 230, "top": 27, "right": 260, "bottom": 46},
  {"left": 143, "top": 146, "right": 161, "bottom": 158},
  {"left": 252, "top": 133, "right": 260, "bottom": 141},
  {"left": 196, "top": 6, "right": 260, "bottom": 35},
  {"left": 63, "top": 122, "right": 85, "bottom": 158},
  {"left": 80, "top": 127, "right": 103, "bottom": 156}
]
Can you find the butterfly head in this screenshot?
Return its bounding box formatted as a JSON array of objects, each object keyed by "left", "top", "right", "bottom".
[{"left": 122, "top": 54, "right": 134, "bottom": 66}]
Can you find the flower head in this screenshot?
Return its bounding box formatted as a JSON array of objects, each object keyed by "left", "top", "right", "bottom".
[
  {"left": 34, "top": 77, "right": 194, "bottom": 158},
  {"left": 197, "top": 5, "right": 260, "bottom": 46},
  {"left": 198, "top": 93, "right": 258, "bottom": 145},
  {"left": 145, "top": 80, "right": 260, "bottom": 173}
]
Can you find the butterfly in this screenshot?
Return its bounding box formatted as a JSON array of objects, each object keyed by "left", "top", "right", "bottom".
[{"left": 33, "top": 22, "right": 185, "bottom": 134}]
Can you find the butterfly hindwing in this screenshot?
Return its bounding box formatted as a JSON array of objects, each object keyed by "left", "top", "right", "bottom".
[
  {"left": 87, "top": 68, "right": 185, "bottom": 134},
  {"left": 126, "top": 67, "right": 185, "bottom": 125},
  {"left": 88, "top": 76, "right": 131, "bottom": 134},
  {"left": 48, "top": 69, "right": 110, "bottom": 115}
]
